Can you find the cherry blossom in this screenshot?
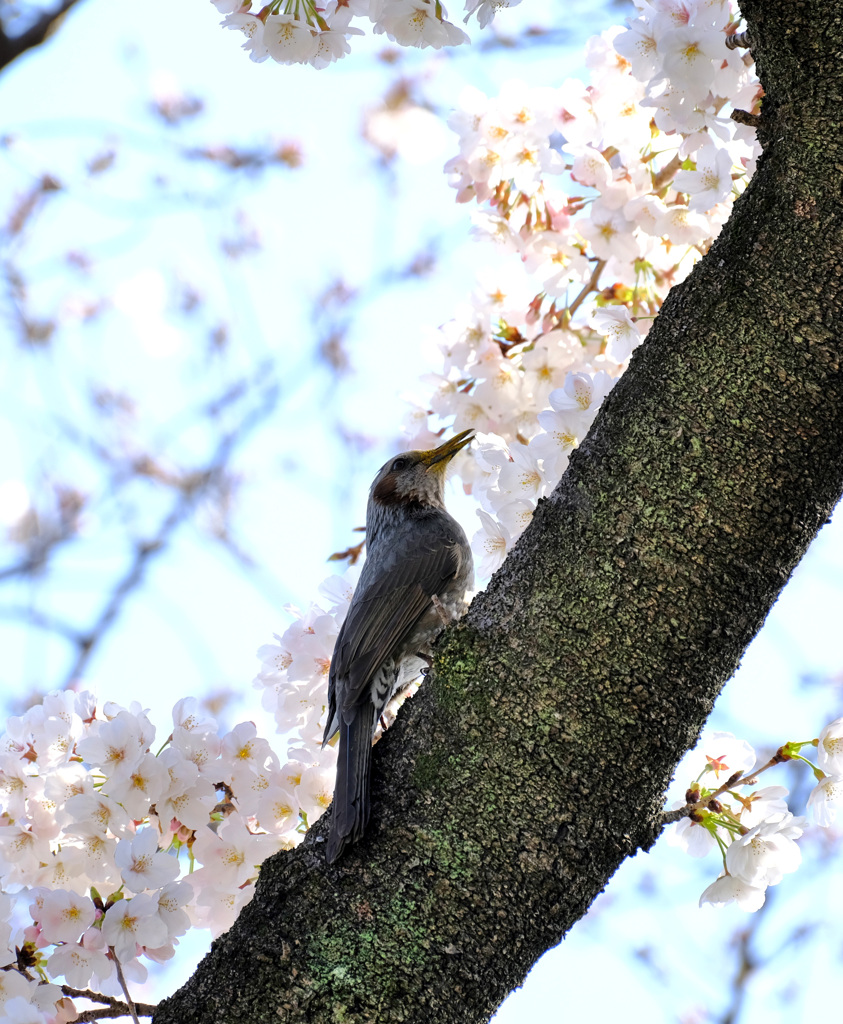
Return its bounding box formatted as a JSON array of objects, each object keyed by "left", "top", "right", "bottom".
[
  {"left": 817, "top": 716, "right": 843, "bottom": 773},
  {"left": 665, "top": 808, "right": 716, "bottom": 857},
  {"left": 297, "top": 764, "right": 336, "bottom": 823},
  {"left": 589, "top": 306, "right": 644, "bottom": 362},
  {"left": 736, "top": 785, "right": 789, "bottom": 829},
  {"left": 256, "top": 783, "right": 300, "bottom": 835},
  {"left": 683, "top": 730, "right": 756, "bottom": 782},
  {"left": 46, "top": 941, "right": 109, "bottom": 989},
  {"left": 2, "top": 996, "right": 50, "bottom": 1024},
  {"left": 806, "top": 774, "right": 843, "bottom": 827},
  {"left": 191, "top": 813, "right": 278, "bottom": 888},
  {"left": 699, "top": 873, "right": 767, "bottom": 912},
  {"left": 263, "top": 14, "right": 319, "bottom": 64},
  {"left": 464, "top": 0, "right": 523, "bottom": 29},
  {"left": 657, "top": 25, "right": 725, "bottom": 92},
  {"left": 75, "top": 709, "right": 152, "bottom": 783},
  {"left": 374, "top": 0, "right": 469, "bottom": 49},
  {"left": 32, "top": 888, "right": 96, "bottom": 945},
  {"left": 114, "top": 829, "right": 180, "bottom": 893},
  {"left": 724, "top": 813, "right": 804, "bottom": 889},
  {"left": 106, "top": 751, "right": 169, "bottom": 820},
  {"left": 0, "top": 971, "right": 32, "bottom": 1013},
  {"left": 0, "top": 686, "right": 325, "bottom": 1012},
  {"left": 155, "top": 881, "right": 194, "bottom": 942},
  {"left": 674, "top": 146, "right": 736, "bottom": 212},
  {"left": 102, "top": 894, "right": 169, "bottom": 962},
  {"left": 471, "top": 508, "right": 512, "bottom": 577}
]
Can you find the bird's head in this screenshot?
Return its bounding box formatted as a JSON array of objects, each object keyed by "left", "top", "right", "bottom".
[{"left": 369, "top": 430, "right": 474, "bottom": 512}]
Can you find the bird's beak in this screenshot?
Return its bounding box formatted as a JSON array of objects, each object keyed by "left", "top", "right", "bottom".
[{"left": 419, "top": 429, "right": 475, "bottom": 472}]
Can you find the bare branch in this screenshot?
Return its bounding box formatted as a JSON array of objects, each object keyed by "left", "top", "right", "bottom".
[
  {"left": 61, "top": 378, "right": 281, "bottom": 686},
  {"left": 62, "top": 985, "right": 155, "bottom": 1021},
  {"left": 0, "top": 2, "right": 82, "bottom": 73}
]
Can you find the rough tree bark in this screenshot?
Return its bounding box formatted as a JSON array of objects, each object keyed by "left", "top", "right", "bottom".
[{"left": 155, "top": 2, "right": 843, "bottom": 1021}]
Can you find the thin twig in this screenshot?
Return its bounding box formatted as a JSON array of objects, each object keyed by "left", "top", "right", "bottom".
[
  {"left": 567, "top": 259, "right": 606, "bottom": 320},
  {"left": 62, "top": 379, "right": 280, "bottom": 685},
  {"left": 660, "top": 752, "right": 786, "bottom": 826},
  {"left": 108, "top": 950, "right": 141, "bottom": 1024},
  {"left": 652, "top": 154, "right": 682, "bottom": 191}
]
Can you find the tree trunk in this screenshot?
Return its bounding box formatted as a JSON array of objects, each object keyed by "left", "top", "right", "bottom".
[{"left": 154, "top": 2, "right": 843, "bottom": 1021}]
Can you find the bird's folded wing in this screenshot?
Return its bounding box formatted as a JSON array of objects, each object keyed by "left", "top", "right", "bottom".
[{"left": 334, "top": 540, "right": 464, "bottom": 713}]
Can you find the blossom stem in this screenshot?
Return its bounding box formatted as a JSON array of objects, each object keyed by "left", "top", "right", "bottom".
[
  {"left": 566, "top": 259, "right": 606, "bottom": 321},
  {"left": 662, "top": 754, "right": 785, "bottom": 826},
  {"left": 109, "top": 948, "right": 141, "bottom": 1024},
  {"left": 788, "top": 752, "right": 819, "bottom": 771},
  {"left": 713, "top": 830, "right": 730, "bottom": 871}
]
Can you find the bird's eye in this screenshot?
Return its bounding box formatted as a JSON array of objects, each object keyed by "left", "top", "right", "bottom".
[{"left": 391, "top": 458, "right": 409, "bottom": 472}]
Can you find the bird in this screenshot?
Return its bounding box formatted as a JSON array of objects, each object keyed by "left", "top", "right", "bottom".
[{"left": 322, "top": 429, "right": 475, "bottom": 863}]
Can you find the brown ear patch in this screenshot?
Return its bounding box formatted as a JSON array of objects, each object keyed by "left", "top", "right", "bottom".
[
  {"left": 372, "top": 474, "right": 427, "bottom": 512},
  {"left": 373, "top": 474, "right": 400, "bottom": 505}
]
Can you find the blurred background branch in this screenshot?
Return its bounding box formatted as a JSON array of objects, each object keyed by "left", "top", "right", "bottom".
[{"left": 0, "top": 0, "right": 82, "bottom": 72}]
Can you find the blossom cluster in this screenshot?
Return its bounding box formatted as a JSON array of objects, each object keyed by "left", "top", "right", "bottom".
[
  {"left": 397, "top": 0, "right": 762, "bottom": 578},
  {"left": 666, "top": 722, "right": 843, "bottom": 912},
  {"left": 0, "top": 691, "right": 334, "bottom": 1021},
  {"left": 210, "top": 0, "right": 484, "bottom": 69}
]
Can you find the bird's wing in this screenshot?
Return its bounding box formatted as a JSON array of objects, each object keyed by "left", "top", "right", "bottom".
[{"left": 331, "top": 536, "right": 465, "bottom": 715}]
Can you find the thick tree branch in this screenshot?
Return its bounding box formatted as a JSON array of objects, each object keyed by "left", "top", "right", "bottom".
[
  {"left": 155, "top": 2, "right": 843, "bottom": 1022},
  {"left": 0, "top": 2, "right": 81, "bottom": 73}
]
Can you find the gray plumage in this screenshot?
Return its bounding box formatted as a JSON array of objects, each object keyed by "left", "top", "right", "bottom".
[{"left": 322, "top": 431, "right": 474, "bottom": 863}]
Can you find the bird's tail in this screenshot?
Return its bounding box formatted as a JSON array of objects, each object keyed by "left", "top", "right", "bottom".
[{"left": 325, "top": 703, "right": 377, "bottom": 864}]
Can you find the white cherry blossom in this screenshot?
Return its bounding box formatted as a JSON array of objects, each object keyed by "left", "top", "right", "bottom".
[
  {"left": 464, "top": 0, "right": 523, "bottom": 29},
  {"left": 34, "top": 889, "right": 96, "bottom": 945},
  {"left": 155, "top": 880, "right": 194, "bottom": 941},
  {"left": 613, "top": 15, "right": 660, "bottom": 80},
  {"left": 674, "top": 146, "right": 736, "bottom": 212},
  {"left": 472, "top": 509, "right": 512, "bottom": 578},
  {"left": 736, "top": 785, "right": 790, "bottom": 829},
  {"left": 725, "top": 813, "right": 804, "bottom": 888},
  {"left": 665, "top": 808, "right": 716, "bottom": 857},
  {"left": 102, "top": 894, "right": 169, "bottom": 962},
  {"left": 105, "top": 751, "right": 169, "bottom": 820},
  {"left": 263, "top": 14, "right": 319, "bottom": 64},
  {"left": 657, "top": 25, "right": 725, "bottom": 92},
  {"left": 699, "top": 873, "right": 767, "bottom": 912},
  {"left": 46, "top": 934, "right": 111, "bottom": 989},
  {"left": 75, "top": 710, "right": 151, "bottom": 783},
  {"left": 114, "top": 829, "right": 180, "bottom": 893},
  {"left": 807, "top": 775, "right": 843, "bottom": 827},
  {"left": 589, "top": 306, "right": 643, "bottom": 362},
  {"left": 817, "top": 716, "right": 843, "bottom": 773},
  {"left": 682, "top": 730, "right": 756, "bottom": 783},
  {"left": 375, "top": 0, "right": 469, "bottom": 49},
  {"left": 1, "top": 996, "right": 50, "bottom": 1024}
]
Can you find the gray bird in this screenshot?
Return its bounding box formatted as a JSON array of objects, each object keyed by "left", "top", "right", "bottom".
[{"left": 322, "top": 430, "right": 475, "bottom": 863}]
